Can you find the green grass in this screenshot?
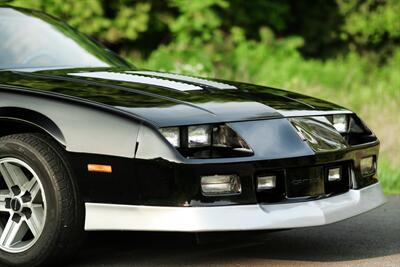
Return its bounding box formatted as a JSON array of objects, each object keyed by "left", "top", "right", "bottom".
[{"left": 379, "top": 159, "right": 400, "bottom": 195}]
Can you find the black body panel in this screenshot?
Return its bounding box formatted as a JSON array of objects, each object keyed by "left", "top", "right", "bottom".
[{"left": 69, "top": 142, "right": 378, "bottom": 207}]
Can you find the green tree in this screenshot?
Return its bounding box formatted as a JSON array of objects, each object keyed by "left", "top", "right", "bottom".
[{"left": 11, "top": 0, "right": 151, "bottom": 44}]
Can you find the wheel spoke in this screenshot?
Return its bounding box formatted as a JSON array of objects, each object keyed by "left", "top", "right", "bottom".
[
  {"left": 26, "top": 206, "right": 44, "bottom": 237},
  {"left": 0, "top": 162, "right": 30, "bottom": 190},
  {"left": 0, "top": 189, "right": 11, "bottom": 202},
  {"left": 0, "top": 202, "right": 8, "bottom": 212},
  {"left": 0, "top": 189, "right": 11, "bottom": 212},
  {"left": 23, "top": 177, "right": 40, "bottom": 201},
  {"left": 0, "top": 218, "right": 28, "bottom": 248},
  {"left": 0, "top": 203, "right": 8, "bottom": 212},
  {"left": 0, "top": 163, "right": 14, "bottom": 189}
]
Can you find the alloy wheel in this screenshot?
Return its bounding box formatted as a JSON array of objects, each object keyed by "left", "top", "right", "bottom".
[{"left": 0, "top": 158, "right": 47, "bottom": 253}]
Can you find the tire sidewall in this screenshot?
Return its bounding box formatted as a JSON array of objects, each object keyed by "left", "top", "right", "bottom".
[{"left": 0, "top": 138, "right": 62, "bottom": 266}]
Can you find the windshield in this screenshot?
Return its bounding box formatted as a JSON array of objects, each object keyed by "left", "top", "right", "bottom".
[{"left": 0, "top": 8, "right": 132, "bottom": 70}]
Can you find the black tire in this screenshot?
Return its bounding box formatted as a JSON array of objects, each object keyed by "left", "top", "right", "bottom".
[{"left": 0, "top": 133, "right": 85, "bottom": 267}]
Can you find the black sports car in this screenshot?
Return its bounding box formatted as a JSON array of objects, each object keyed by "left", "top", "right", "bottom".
[{"left": 0, "top": 6, "right": 386, "bottom": 267}]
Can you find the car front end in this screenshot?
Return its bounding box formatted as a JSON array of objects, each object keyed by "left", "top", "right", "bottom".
[
  {"left": 83, "top": 110, "right": 385, "bottom": 232},
  {"left": 1, "top": 65, "right": 386, "bottom": 233}
]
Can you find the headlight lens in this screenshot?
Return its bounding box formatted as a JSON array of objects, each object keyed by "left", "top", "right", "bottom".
[
  {"left": 213, "top": 124, "right": 249, "bottom": 149},
  {"left": 296, "top": 114, "right": 376, "bottom": 146},
  {"left": 332, "top": 114, "right": 349, "bottom": 133},
  {"left": 188, "top": 125, "right": 211, "bottom": 147}
]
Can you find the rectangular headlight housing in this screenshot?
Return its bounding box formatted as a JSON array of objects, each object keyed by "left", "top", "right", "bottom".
[
  {"left": 360, "top": 156, "right": 376, "bottom": 176},
  {"left": 201, "top": 174, "right": 241, "bottom": 196}
]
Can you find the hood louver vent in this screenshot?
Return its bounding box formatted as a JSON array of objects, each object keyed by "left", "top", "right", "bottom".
[
  {"left": 69, "top": 71, "right": 203, "bottom": 92},
  {"left": 129, "top": 71, "right": 237, "bottom": 90}
]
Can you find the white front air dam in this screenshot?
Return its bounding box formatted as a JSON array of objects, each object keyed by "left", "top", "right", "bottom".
[{"left": 84, "top": 182, "right": 386, "bottom": 232}]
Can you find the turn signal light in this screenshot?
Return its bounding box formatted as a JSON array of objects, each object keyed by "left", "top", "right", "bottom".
[
  {"left": 360, "top": 156, "right": 376, "bottom": 176},
  {"left": 87, "top": 164, "right": 112, "bottom": 173}
]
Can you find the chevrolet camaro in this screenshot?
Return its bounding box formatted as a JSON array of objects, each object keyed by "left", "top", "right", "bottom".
[{"left": 0, "top": 6, "right": 386, "bottom": 267}]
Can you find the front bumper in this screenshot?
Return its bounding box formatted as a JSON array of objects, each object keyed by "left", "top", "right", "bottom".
[{"left": 85, "top": 182, "right": 386, "bottom": 232}]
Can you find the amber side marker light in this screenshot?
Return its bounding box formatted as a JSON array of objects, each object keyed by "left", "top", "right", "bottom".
[{"left": 87, "top": 164, "right": 112, "bottom": 173}]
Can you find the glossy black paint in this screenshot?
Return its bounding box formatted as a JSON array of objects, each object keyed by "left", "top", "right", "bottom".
[
  {"left": 0, "top": 6, "right": 380, "bottom": 207},
  {"left": 0, "top": 69, "right": 349, "bottom": 128},
  {"left": 69, "top": 141, "right": 378, "bottom": 207}
]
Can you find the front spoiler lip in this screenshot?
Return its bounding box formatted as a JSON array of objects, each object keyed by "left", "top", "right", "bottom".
[{"left": 84, "top": 182, "right": 386, "bottom": 232}]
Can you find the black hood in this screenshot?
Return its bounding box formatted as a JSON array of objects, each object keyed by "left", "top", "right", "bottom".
[{"left": 0, "top": 68, "right": 350, "bottom": 127}]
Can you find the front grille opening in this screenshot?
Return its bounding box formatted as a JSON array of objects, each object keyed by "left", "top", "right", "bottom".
[{"left": 256, "top": 162, "right": 351, "bottom": 204}]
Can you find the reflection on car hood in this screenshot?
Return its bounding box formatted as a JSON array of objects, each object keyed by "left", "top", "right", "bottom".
[{"left": 0, "top": 68, "right": 351, "bottom": 127}]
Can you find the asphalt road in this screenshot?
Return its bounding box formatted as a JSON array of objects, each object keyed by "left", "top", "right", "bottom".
[{"left": 71, "top": 196, "right": 400, "bottom": 267}]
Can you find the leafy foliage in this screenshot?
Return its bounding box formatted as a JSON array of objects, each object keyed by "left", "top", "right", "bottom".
[
  {"left": 11, "top": 0, "right": 151, "bottom": 44},
  {"left": 9, "top": 0, "right": 400, "bottom": 58},
  {"left": 338, "top": 0, "right": 400, "bottom": 43},
  {"left": 338, "top": 0, "right": 400, "bottom": 57}
]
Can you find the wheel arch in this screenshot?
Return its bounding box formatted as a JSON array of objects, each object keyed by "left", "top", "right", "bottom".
[{"left": 0, "top": 107, "right": 66, "bottom": 147}]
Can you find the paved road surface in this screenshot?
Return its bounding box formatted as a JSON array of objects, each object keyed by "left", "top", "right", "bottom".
[{"left": 71, "top": 196, "right": 400, "bottom": 267}]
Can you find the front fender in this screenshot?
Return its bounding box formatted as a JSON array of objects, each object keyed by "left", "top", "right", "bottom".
[{"left": 0, "top": 91, "right": 141, "bottom": 158}]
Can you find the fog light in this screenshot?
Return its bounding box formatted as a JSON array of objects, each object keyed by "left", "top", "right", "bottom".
[
  {"left": 257, "top": 175, "right": 276, "bottom": 191},
  {"left": 201, "top": 175, "right": 241, "bottom": 196},
  {"left": 328, "top": 167, "right": 341, "bottom": 182},
  {"left": 360, "top": 156, "right": 376, "bottom": 176}
]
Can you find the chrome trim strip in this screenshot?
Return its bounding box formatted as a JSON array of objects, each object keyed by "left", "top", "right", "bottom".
[
  {"left": 129, "top": 71, "right": 237, "bottom": 90},
  {"left": 84, "top": 182, "right": 386, "bottom": 232},
  {"left": 69, "top": 71, "right": 203, "bottom": 91}
]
